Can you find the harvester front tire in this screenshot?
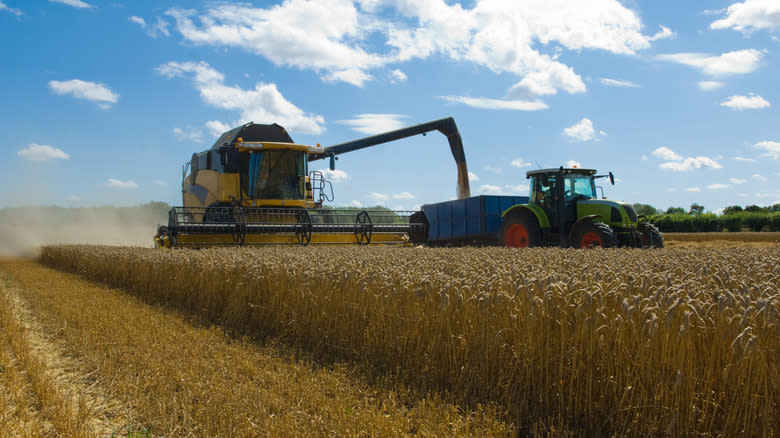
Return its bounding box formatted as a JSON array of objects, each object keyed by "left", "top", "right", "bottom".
[
  {"left": 500, "top": 210, "right": 542, "bottom": 248},
  {"left": 573, "top": 222, "right": 617, "bottom": 249},
  {"left": 639, "top": 223, "right": 664, "bottom": 248}
]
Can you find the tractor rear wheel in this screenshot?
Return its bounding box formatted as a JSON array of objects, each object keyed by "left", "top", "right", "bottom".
[
  {"left": 499, "top": 210, "right": 542, "bottom": 248},
  {"left": 573, "top": 222, "right": 617, "bottom": 249},
  {"left": 639, "top": 223, "right": 664, "bottom": 248}
]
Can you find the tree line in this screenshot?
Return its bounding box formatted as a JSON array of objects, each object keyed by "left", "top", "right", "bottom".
[{"left": 632, "top": 203, "right": 780, "bottom": 233}]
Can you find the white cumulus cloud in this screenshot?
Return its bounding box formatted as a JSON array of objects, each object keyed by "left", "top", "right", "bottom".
[
  {"left": 49, "top": 0, "right": 92, "bottom": 8},
  {"left": 649, "top": 25, "right": 676, "bottom": 41},
  {"left": 710, "top": 0, "right": 780, "bottom": 34},
  {"left": 653, "top": 147, "right": 722, "bottom": 171},
  {"left": 316, "top": 168, "right": 349, "bottom": 183},
  {"left": 0, "top": 1, "right": 22, "bottom": 16},
  {"left": 129, "top": 16, "right": 145, "bottom": 27},
  {"left": 720, "top": 94, "right": 770, "bottom": 110},
  {"left": 698, "top": 81, "right": 726, "bottom": 91},
  {"left": 130, "top": 15, "right": 170, "bottom": 38},
  {"left": 707, "top": 183, "right": 731, "bottom": 190},
  {"left": 479, "top": 184, "right": 504, "bottom": 195},
  {"left": 730, "top": 178, "right": 748, "bottom": 184},
  {"left": 162, "top": 0, "right": 663, "bottom": 97},
  {"left": 468, "top": 171, "right": 479, "bottom": 182},
  {"left": 652, "top": 147, "right": 683, "bottom": 161},
  {"left": 157, "top": 61, "right": 325, "bottom": 135},
  {"left": 336, "top": 114, "right": 409, "bottom": 134},
  {"left": 656, "top": 49, "right": 764, "bottom": 76},
  {"left": 173, "top": 126, "right": 203, "bottom": 142},
  {"left": 755, "top": 140, "right": 780, "bottom": 159},
  {"left": 510, "top": 157, "right": 531, "bottom": 168},
  {"left": 367, "top": 192, "right": 389, "bottom": 203},
  {"left": 106, "top": 178, "right": 139, "bottom": 189},
  {"left": 392, "top": 192, "right": 415, "bottom": 200},
  {"left": 565, "top": 160, "right": 582, "bottom": 168},
  {"left": 438, "top": 96, "right": 548, "bottom": 111},
  {"left": 389, "top": 69, "right": 407, "bottom": 83},
  {"left": 165, "top": 2, "right": 383, "bottom": 87},
  {"left": 661, "top": 157, "right": 723, "bottom": 172},
  {"left": 600, "top": 78, "right": 640, "bottom": 88},
  {"left": 562, "top": 118, "right": 602, "bottom": 142},
  {"left": 205, "top": 120, "right": 232, "bottom": 138},
  {"left": 17, "top": 143, "right": 70, "bottom": 161},
  {"left": 48, "top": 79, "right": 118, "bottom": 109}
]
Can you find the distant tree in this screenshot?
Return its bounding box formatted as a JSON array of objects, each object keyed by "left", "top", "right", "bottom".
[
  {"left": 633, "top": 203, "right": 659, "bottom": 216},
  {"left": 723, "top": 205, "right": 743, "bottom": 214},
  {"left": 745, "top": 204, "right": 765, "bottom": 213},
  {"left": 689, "top": 203, "right": 704, "bottom": 215},
  {"left": 772, "top": 204, "right": 780, "bottom": 213},
  {"left": 666, "top": 207, "right": 685, "bottom": 215}
]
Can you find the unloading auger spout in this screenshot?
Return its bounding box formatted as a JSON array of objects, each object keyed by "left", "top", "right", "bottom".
[{"left": 309, "top": 117, "right": 471, "bottom": 199}]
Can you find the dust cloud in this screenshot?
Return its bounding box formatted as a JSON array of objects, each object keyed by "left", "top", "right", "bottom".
[{"left": 0, "top": 203, "right": 169, "bottom": 258}]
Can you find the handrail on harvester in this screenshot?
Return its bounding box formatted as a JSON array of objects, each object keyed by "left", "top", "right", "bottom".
[{"left": 308, "top": 117, "right": 471, "bottom": 200}]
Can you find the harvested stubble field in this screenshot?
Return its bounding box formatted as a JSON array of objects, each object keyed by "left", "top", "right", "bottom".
[
  {"left": 664, "top": 232, "right": 780, "bottom": 248},
  {"left": 3, "top": 245, "right": 780, "bottom": 436}
]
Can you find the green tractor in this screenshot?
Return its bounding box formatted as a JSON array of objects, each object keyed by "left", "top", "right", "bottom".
[{"left": 499, "top": 167, "right": 663, "bottom": 248}]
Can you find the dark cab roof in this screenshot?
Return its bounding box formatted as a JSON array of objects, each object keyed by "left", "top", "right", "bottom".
[
  {"left": 210, "top": 122, "right": 294, "bottom": 149},
  {"left": 526, "top": 167, "right": 597, "bottom": 178}
]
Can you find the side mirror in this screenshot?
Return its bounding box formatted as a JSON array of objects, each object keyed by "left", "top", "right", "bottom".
[{"left": 609, "top": 172, "right": 615, "bottom": 185}]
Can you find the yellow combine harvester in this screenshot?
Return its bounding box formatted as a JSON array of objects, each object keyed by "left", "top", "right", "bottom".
[{"left": 155, "top": 117, "right": 470, "bottom": 248}]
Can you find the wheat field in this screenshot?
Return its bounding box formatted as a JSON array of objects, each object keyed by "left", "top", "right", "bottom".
[
  {"left": 1, "top": 258, "right": 509, "bottom": 437},
  {"left": 27, "top": 244, "right": 779, "bottom": 436}
]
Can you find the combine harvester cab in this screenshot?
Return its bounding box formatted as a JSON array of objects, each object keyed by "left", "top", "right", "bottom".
[{"left": 155, "top": 118, "right": 470, "bottom": 248}]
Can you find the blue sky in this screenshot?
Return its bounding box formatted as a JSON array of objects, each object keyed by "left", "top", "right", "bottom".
[{"left": 1, "top": 0, "right": 779, "bottom": 213}]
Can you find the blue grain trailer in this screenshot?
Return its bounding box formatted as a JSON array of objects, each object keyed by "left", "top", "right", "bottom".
[{"left": 420, "top": 195, "right": 529, "bottom": 245}]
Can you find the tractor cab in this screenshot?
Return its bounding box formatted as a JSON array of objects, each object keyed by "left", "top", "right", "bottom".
[{"left": 527, "top": 168, "right": 606, "bottom": 235}]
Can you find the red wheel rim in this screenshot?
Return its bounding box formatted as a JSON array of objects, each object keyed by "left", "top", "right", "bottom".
[
  {"left": 505, "top": 224, "right": 530, "bottom": 247},
  {"left": 580, "top": 231, "right": 603, "bottom": 248}
]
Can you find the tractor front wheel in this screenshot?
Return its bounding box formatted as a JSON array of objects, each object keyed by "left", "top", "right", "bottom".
[
  {"left": 573, "top": 222, "right": 617, "bottom": 249},
  {"left": 499, "top": 210, "right": 542, "bottom": 248}
]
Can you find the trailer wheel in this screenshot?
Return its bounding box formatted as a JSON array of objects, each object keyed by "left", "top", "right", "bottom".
[
  {"left": 409, "top": 211, "right": 429, "bottom": 245},
  {"left": 499, "top": 210, "right": 542, "bottom": 248},
  {"left": 573, "top": 222, "right": 617, "bottom": 249}
]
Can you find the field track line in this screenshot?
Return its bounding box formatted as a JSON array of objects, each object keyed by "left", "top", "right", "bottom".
[
  {"left": 0, "top": 298, "right": 53, "bottom": 436},
  {"left": 0, "top": 260, "right": 126, "bottom": 436}
]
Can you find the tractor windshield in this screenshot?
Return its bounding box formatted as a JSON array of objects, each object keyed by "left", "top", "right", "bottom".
[
  {"left": 564, "top": 174, "right": 596, "bottom": 200},
  {"left": 246, "top": 149, "right": 306, "bottom": 200}
]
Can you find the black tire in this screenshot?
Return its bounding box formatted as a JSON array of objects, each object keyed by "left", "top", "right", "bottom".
[
  {"left": 639, "top": 222, "right": 664, "bottom": 248},
  {"left": 572, "top": 221, "right": 617, "bottom": 249},
  {"left": 499, "top": 210, "right": 542, "bottom": 248},
  {"left": 409, "top": 211, "right": 429, "bottom": 245}
]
